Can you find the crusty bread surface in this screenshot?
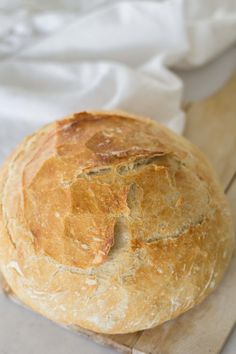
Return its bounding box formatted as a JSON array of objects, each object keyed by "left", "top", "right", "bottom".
[{"left": 0, "top": 111, "right": 234, "bottom": 334}]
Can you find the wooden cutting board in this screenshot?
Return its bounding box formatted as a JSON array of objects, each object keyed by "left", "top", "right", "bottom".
[{"left": 70, "top": 72, "right": 236, "bottom": 354}]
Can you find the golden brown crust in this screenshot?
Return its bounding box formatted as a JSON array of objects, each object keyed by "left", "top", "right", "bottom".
[{"left": 0, "top": 110, "right": 234, "bottom": 334}]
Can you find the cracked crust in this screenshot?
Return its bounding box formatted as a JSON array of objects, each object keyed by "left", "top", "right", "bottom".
[{"left": 0, "top": 110, "right": 234, "bottom": 334}]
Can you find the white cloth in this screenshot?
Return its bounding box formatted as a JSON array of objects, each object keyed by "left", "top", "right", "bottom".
[{"left": 0, "top": 0, "right": 235, "bottom": 159}]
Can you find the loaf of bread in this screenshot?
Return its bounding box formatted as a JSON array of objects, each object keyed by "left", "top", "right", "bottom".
[{"left": 0, "top": 111, "right": 234, "bottom": 334}]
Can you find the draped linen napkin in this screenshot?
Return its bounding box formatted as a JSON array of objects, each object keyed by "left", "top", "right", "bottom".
[{"left": 0, "top": 0, "right": 236, "bottom": 167}]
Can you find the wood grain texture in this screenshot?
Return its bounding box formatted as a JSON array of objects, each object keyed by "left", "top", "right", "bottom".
[{"left": 184, "top": 72, "right": 236, "bottom": 190}]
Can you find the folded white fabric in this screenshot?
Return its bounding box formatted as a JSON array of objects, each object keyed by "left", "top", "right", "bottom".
[{"left": 0, "top": 0, "right": 236, "bottom": 163}]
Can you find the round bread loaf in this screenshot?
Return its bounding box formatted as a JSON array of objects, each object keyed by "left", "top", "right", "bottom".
[{"left": 0, "top": 111, "right": 234, "bottom": 334}]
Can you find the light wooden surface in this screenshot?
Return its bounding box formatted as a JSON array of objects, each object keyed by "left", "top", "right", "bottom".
[
  {"left": 184, "top": 72, "right": 236, "bottom": 190},
  {"left": 72, "top": 73, "right": 236, "bottom": 354}
]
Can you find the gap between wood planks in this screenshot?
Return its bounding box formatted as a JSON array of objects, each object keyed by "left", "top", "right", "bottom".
[{"left": 225, "top": 171, "right": 236, "bottom": 194}]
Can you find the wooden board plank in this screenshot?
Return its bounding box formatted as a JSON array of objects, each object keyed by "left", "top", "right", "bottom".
[
  {"left": 64, "top": 324, "right": 143, "bottom": 354},
  {"left": 184, "top": 72, "right": 236, "bottom": 189}
]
